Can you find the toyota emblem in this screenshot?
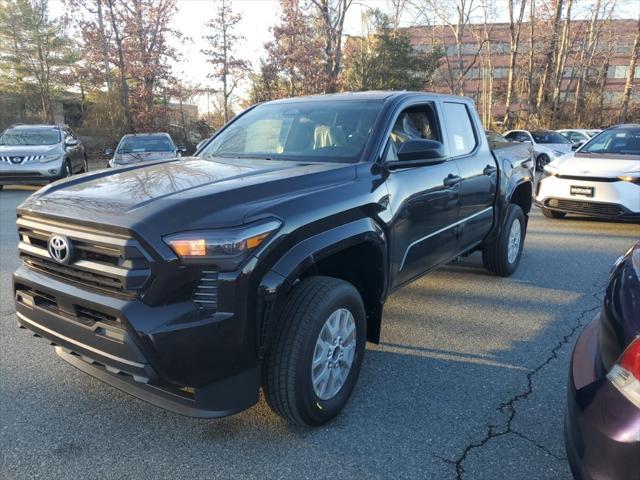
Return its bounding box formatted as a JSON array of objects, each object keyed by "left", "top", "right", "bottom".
[{"left": 47, "top": 235, "right": 73, "bottom": 264}]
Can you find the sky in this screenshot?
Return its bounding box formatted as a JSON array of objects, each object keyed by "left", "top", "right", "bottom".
[{"left": 49, "top": 0, "right": 640, "bottom": 114}]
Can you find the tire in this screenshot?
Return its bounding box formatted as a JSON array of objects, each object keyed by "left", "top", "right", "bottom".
[
  {"left": 542, "top": 208, "right": 566, "bottom": 219},
  {"left": 482, "top": 204, "right": 526, "bottom": 277},
  {"left": 63, "top": 160, "right": 72, "bottom": 178},
  {"left": 536, "top": 154, "right": 550, "bottom": 172},
  {"left": 262, "top": 276, "right": 366, "bottom": 427},
  {"left": 81, "top": 155, "right": 89, "bottom": 173}
]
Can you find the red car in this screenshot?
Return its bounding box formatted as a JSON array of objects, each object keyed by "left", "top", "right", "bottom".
[{"left": 565, "top": 242, "right": 640, "bottom": 479}]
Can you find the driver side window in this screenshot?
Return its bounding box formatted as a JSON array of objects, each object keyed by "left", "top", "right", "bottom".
[{"left": 385, "top": 103, "right": 440, "bottom": 162}]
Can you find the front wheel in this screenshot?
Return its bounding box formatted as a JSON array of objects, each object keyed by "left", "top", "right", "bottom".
[
  {"left": 81, "top": 155, "right": 89, "bottom": 173},
  {"left": 262, "top": 276, "right": 366, "bottom": 427},
  {"left": 482, "top": 204, "right": 526, "bottom": 277},
  {"left": 536, "top": 154, "right": 550, "bottom": 172}
]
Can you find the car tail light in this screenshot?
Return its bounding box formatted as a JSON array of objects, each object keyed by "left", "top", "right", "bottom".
[{"left": 607, "top": 337, "right": 640, "bottom": 408}]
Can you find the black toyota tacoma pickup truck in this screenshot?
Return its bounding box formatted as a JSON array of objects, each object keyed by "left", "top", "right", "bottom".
[{"left": 13, "top": 92, "right": 533, "bottom": 426}]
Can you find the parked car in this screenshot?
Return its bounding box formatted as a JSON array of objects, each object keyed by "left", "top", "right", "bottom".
[
  {"left": 535, "top": 124, "right": 640, "bottom": 221},
  {"left": 0, "top": 124, "right": 88, "bottom": 189},
  {"left": 106, "top": 132, "right": 186, "bottom": 168},
  {"left": 557, "top": 129, "right": 603, "bottom": 146},
  {"left": 565, "top": 241, "right": 640, "bottom": 480},
  {"left": 13, "top": 91, "right": 533, "bottom": 426},
  {"left": 504, "top": 129, "right": 573, "bottom": 171}
]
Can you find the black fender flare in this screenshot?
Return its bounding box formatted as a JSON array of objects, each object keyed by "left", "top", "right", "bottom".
[
  {"left": 256, "top": 218, "right": 388, "bottom": 358},
  {"left": 485, "top": 171, "right": 533, "bottom": 244}
]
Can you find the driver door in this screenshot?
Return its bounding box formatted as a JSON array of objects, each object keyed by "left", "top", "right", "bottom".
[{"left": 384, "top": 102, "right": 461, "bottom": 289}]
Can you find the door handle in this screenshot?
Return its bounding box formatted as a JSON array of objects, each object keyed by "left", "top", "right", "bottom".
[
  {"left": 483, "top": 165, "right": 497, "bottom": 175},
  {"left": 443, "top": 174, "right": 461, "bottom": 187}
]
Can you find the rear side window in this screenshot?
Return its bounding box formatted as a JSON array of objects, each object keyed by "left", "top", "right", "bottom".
[{"left": 443, "top": 102, "right": 477, "bottom": 156}]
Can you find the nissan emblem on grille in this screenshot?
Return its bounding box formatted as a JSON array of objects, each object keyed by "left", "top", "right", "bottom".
[
  {"left": 47, "top": 235, "right": 73, "bottom": 264},
  {"left": 10, "top": 156, "right": 22, "bottom": 164}
]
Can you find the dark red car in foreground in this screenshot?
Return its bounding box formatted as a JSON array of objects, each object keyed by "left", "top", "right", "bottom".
[{"left": 566, "top": 242, "right": 640, "bottom": 479}]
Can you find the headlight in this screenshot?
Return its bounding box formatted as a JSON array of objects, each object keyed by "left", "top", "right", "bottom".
[
  {"left": 618, "top": 175, "right": 640, "bottom": 185},
  {"left": 39, "top": 154, "right": 62, "bottom": 163},
  {"left": 163, "top": 219, "right": 281, "bottom": 269},
  {"left": 540, "top": 165, "right": 558, "bottom": 181}
]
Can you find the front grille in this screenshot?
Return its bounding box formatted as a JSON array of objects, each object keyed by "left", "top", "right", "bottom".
[
  {"left": 193, "top": 270, "right": 218, "bottom": 309},
  {"left": 555, "top": 174, "right": 617, "bottom": 183},
  {"left": 17, "top": 215, "right": 151, "bottom": 298},
  {"left": 545, "top": 198, "right": 624, "bottom": 216},
  {"left": 0, "top": 172, "right": 42, "bottom": 178},
  {"left": 15, "top": 284, "right": 119, "bottom": 328},
  {"left": 0, "top": 155, "right": 49, "bottom": 164}
]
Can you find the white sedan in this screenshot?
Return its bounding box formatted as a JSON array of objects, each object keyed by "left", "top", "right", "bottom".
[{"left": 535, "top": 124, "right": 640, "bottom": 221}]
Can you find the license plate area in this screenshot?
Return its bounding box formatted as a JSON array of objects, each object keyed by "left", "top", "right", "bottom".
[{"left": 570, "top": 185, "right": 594, "bottom": 197}]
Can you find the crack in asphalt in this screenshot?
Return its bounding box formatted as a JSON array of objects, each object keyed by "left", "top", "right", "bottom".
[{"left": 447, "top": 285, "right": 605, "bottom": 480}]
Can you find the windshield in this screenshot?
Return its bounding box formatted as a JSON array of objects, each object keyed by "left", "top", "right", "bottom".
[
  {"left": 117, "top": 136, "right": 174, "bottom": 154},
  {"left": 200, "top": 100, "right": 383, "bottom": 163},
  {"left": 0, "top": 128, "right": 60, "bottom": 146},
  {"left": 580, "top": 127, "right": 640, "bottom": 156},
  {"left": 531, "top": 131, "right": 571, "bottom": 144}
]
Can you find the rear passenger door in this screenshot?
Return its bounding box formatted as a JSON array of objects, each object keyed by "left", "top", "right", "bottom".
[{"left": 441, "top": 101, "right": 496, "bottom": 251}]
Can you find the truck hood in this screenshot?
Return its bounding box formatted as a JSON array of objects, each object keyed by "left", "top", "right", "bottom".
[
  {"left": 19, "top": 156, "right": 356, "bottom": 231},
  {"left": 550, "top": 153, "right": 640, "bottom": 176}
]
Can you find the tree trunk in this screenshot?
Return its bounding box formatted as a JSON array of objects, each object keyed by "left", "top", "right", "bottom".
[
  {"left": 503, "top": 0, "right": 527, "bottom": 128},
  {"left": 573, "top": 0, "right": 600, "bottom": 120},
  {"left": 619, "top": 16, "right": 640, "bottom": 123},
  {"left": 107, "top": 0, "right": 134, "bottom": 132},
  {"left": 550, "top": 0, "right": 573, "bottom": 128},
  {"left": 535, "top": 0, "right": 564, "bottom": 118}
]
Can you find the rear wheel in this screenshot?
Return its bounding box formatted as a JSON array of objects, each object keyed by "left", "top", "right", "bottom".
[
  {"left": 542, "top": 208, "right": 566, "bottom": 219},
  {"left": 482, "top": 204, "right": 526, "bottom": 277},
  {"left": 536, "top": 154, "right": 550, "bottom": 172},
  {"left": 262, "top": 276, "right": 366, "bottom": 427}
]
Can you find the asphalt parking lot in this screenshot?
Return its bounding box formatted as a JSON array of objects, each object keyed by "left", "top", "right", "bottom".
[{"left": 0, "top": 186, "right": 638, "bottom": 480}]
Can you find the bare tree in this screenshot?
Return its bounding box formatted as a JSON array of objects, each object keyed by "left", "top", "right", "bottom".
[
  {"left": 619, "top": 14, "right": 639, "bottom": 123},
  {"left": 535, "top": 0, "right": 564, "bottom": 114},
  {"left": 550, "top": 0, "right": 573, "bottom": 127},
  {"left": 503, "top": 0, "right": 527, "bottom": 128},
  {"left": 202, "top": 0, "right": 248, "bottom": 123},
  {"left": 414, "top": 0, "right": 486, "bottom": 95},
  {"left": 308, "top": 0, "right": 353, "bottom": 92},
  {"left": 106, "top": 0, "right": 134, "bottom": 132}
]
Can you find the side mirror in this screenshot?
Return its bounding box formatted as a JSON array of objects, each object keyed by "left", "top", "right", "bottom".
[
  {"left": 177, "top": 145, "right": 187, "bottom": 153},
  {"left": 398, "top": 139, "right": 446, "bottom": 161},
  {"left": 65, "top": 137, "right": 78, "bottom": 147},
  {"left": 387, "top": 139, "right": 447, "bottom": 169},
  {"left": 571, "top": 142, "right": 583, "bottom": 151},
  {"left": 104, "top": 148, "right": 114, "bottom": 156}
]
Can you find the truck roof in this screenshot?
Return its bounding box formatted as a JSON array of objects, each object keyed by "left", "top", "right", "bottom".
[{"left": 264, "top": 90, "right": 474, "bottom": 105}]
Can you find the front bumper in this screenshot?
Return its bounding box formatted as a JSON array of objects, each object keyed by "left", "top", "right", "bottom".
[
  {"left": 13, "top": 265, "right": 260, "bottom": 418},
  {"left": 535, "top": 175, "right": 640, "bottom": 220},
  {"left": 0, "top": 160, "right": 65, "bottom": 185},
  {"left": 565, "top": 314, "right": 640, "bottom": 480}
]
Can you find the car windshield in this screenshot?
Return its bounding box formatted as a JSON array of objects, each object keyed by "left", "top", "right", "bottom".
[
  {"left": 118, "top": 136, "right": 174, "bottom": 154},
  {"left": 0, "top": 128, "right": 60, "bottom": 146},
  {"left": 580, "top": 127, "right": 640, "bottom": 156},
  {"left": 200, "top": 100, "right": 383, "bottom": 163},
  {"left": 531, "top": 131, "right": 571, "bottom": 144}
]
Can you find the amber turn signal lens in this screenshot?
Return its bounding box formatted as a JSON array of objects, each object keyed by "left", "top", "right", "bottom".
[
  {"left": 246, "top": 232, "right": 270, "bottom": 249},
  {"left": 170, "top": 239, "right": 206, "bottom": 256}
]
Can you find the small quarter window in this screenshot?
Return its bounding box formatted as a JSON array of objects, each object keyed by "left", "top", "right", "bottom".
[{"left": 443, "top": 102, "right": 477, "bottom": 156}]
